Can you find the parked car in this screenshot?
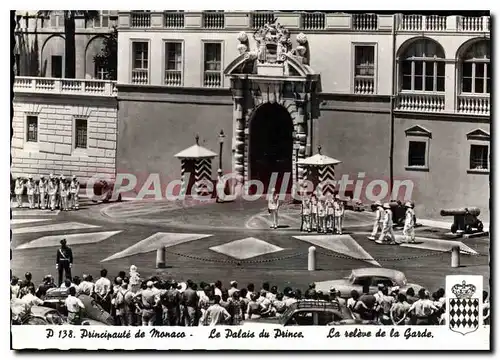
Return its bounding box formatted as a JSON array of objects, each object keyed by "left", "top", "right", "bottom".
[
  {"left": 43, "top": 288, "right": 114, "bottom": 325},
  {"left": 91, "top": 180, "right": 122, "bottom": 203},
  {"left": 243, "top": 300, "right": 378, "bottom": 326},
  {"left": 314, "top": 268, "right": 424, "bottom": 298},
  {"left": 21, "top": 306, "right": 109, "bottom": 325}
]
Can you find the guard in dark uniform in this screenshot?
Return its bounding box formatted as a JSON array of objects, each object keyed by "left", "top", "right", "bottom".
[{"left": 56, "top": 239, "right": 73, "bottom": 286}]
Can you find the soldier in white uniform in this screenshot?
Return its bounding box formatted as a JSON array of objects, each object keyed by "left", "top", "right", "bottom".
[
  {"left": 310, "top": 194, "right": 318, "bottom": 232},
  {"left": 301, "top": 193, "right": 312, "bottom": 232},
  {"left": 26, "top": 175, "right": 36, "bottom": 209},
  {"left": 59, "top": 176, "right": 69, "bottom": 211},
  {"left": 333, "top": 195, "right": 345, "bottom": 235},
  {"left": 69, "top": 175, "right": 80, "bottom": 210},
  {"left": 14, "top": 176, "right": 25, "bottom": 208},
  {"left": 268, "top": 188, "right": 280, "bottom": 229},
  {"left": 325, "top": 194, "right": 335, "bottom": 233},
  {"left": 403, "top": 201, "right": 416, "bottom": 243},
  {"left": 368, "top": 201, "right": 384, "bottom": 241},
  {"left": 376, "top": 203, "right": 397, "bottom": 245},
  {"left": 317, "top": 197, "right": 326, "bottom": 233},
  {"left": 34, "top": 179, "right": 40, "bottom": 208},
  {"left": 48, "top": 175, "right": 58, "bottom": 211},
  {"left": 39, "top": 176, "right": 48, "bottom": 210}
]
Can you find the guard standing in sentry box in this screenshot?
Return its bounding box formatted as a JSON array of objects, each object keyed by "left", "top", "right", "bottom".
[
  {"left": 39, "top": 175, "right": 48, "bottom": 210},
  {"left": 26, "top": 175, "right": 36, "bottom": 209},
  {"left": 69, "top": 175, "right": 80, "bottom": 210},
  {"left": 403, "top": 201, "right": 416, "bottom": 243},
  {"left": 368, "top": 201, "right": 384, "bottom": 241},
  {"left": 376, "top": 203, "right": 398, "bottom": 245},
  {"left": 14, "top": 176, "right": 24, "bottom": 208},
  {"left": 56, "top": 239, "right": 73, "bottom": 286}
]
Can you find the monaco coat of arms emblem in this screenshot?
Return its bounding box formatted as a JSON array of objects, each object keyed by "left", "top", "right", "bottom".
[{"left": 448, "top": 280, "right": 480, "bottom": 335}]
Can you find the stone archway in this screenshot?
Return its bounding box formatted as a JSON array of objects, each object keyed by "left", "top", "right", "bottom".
[
  {"left": 249, "top": 102, "right": 294, "bottom": 192},
  {"left": 224, "top": 22, "right": 322, "bottom": 192}
]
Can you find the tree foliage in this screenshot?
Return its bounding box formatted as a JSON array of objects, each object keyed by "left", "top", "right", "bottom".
[{"left": 93, "top": 26, "right": 117, "bottom": 80}]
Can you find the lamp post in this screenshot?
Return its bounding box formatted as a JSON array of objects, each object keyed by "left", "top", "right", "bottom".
[{"left": 218, "top": 129, "right": 225, "bottom": 173}]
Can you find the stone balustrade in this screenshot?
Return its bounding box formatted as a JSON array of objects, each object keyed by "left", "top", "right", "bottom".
[
  {"left": 354, "top": 76, "right": 375, "bottom": 95},
  {"left": 118, "top": 11, "right": 490, "bottom": 33},
  {"left": 457, "top": 94, "right": 490, "bottom": 115},
  {"left": 164, "top": 70, "right": 182, "bottom": 86},
  {"left": 396, "top": 92, "right": 445, "bottom": 112},
  {"left": 14, "top": 76, "right": 117, "bottom": 96},
  {"left": 203, "top": 71, "right": 222, "bottom": 88},
  {"left": 131, "top": 69, "right": 149, "bottom": 85}
]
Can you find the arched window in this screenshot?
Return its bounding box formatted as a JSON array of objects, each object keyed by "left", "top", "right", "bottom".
[
  {"left": 460, "top": 40, "right": 490, "bottom": 94},
  {"left": 400, "top": 39, "right": 445, "bottom": 92}
]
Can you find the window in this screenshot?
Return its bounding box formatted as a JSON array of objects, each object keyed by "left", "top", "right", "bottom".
[
  {"left": 93, "top": 11, "right": 109, "bottom": 28},
  {"left": 75, "top": 119, "right": 88, "bottom": 149},
  {"left": 354, "top": 45, "right": 375, "bottom": 94},
  {"left": 131, "top": 41, "right": 149, "bottom": 84},
  {"left": 400, "top": 39, "right": 445, "bottom": 92},
  {"left": 203, "top": 42, "right": 222, "bottom": 87},
  {"left": 51, "top": 55, "right": 63, "bottom": 78},
  {"left": 14, "top": 54, "right": 20, "bottom": 76},
  {"left": 164, "top": 42, "right": 183, "bottom": 86},
  {"left": 286, "top": 312, "right": 314, "bottom": 326},
  {"left": 408, "top": 141, "right": 426, "bottom": 167},
  {"left": 94, "top": 58, "right": 108, "bottom": 80},
  {"left": 49, "top": 13, "right": 64, "bottom": 28},
  {"left": 26, "top": 116, "right": 38, "bottom": 142},
  {"left": 461, "top": 40, "right": 490, "bottom": 94},
  {"left": 469, "top": 145, "right": 488, "bottom": 170}
]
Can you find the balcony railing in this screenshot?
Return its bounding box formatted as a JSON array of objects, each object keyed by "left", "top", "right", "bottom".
[
  {"left": 164, "top": 70, "right": 182, "bottom": 86},
  {"left": 396, "top": 93, "right": 445, "bottom": 112},
  {"left": 203, "top": 12, "right": 224, "bottom": 29},
  {"left": 458, "top": 16, "right": 489, "bottom": 32},
  {"left": 457, "top": 94, "right": 490, "bottom": 115},
  {"left": 118, "top": 11, "right": 490, "bottom": 33},
  {"left": 131, "top": 69, "right": 149, "bottom": 85},
  {"left": 14, "top": 76, "right": 117, "bottom": 96},
  {"left": 164, "top": 11, "right": 184, "bottom": 28},
  {"left": 131, "top": 11, "right": 151, "bottom": 28},
  {"left": 352, "top": 13, "right": 378, "bottom": 31},
  {"left": 203, "top": 71, "right": 222, "bottom": 87},
  {"left": 354, "top": 76, "right": 375, "bottom": 95},
  {"left": 252, "top": 11, "right": 275, "bottom": 29},
  {"left": 301, "top": 12, "right": 326, "bottom": 30}
]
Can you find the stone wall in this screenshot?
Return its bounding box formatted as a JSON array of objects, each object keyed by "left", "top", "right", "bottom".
[{"left": 11, "top": 94, "right": 117, "bottom": 184}]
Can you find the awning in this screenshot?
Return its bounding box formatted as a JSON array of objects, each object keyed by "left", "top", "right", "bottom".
[
  {"left": 174, "top": 135, "right": 217, "bottom": 160},
  {"left": 297, "top": 146, "right": 342, "bottom": 166}
]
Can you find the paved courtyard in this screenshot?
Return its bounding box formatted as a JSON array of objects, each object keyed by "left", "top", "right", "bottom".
[{"left": 10, "top": 196, "right": 490, "bottom": 292}]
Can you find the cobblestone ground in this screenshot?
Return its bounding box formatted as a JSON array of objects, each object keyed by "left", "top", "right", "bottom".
[{"left": 11, "top": 197, "right": 490, "bottom": 292}]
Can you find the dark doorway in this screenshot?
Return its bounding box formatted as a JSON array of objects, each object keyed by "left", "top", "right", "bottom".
[
  {"left": 51, "top": 55, "right": 63, "bottom": 78},
  {"left": 249, "top": 103, "right": 293, "bottom": 193}
]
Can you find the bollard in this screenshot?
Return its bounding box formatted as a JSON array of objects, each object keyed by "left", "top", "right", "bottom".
[
  {"left": 451, "top": 246, "right": 460, "bottom": 268},
  {"left": 308, "top": 246, "right": 316, "bottom": 271},
  {"left": 156, "top": 246, "right": 166, "bottom": 269}
]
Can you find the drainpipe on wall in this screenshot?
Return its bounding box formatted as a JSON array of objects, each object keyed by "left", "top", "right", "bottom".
[{"left": 389, "top": 14, "right": 397, "bottom": 196}]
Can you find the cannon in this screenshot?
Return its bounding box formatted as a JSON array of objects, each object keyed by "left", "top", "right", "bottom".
[
  {"left": 440, "top": 207, "right": 483, "bottom": 234},
  {"left": 389, "top": 201, "right": 406, "bottom": 227}
]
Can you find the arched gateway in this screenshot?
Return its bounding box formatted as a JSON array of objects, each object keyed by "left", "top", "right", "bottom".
[{"left": 224, "top": 22, "right": 321, "bottom": 193}]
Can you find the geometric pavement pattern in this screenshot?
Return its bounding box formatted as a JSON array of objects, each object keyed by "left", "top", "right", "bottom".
[
  {"left": 210, "top": 237, "right": 284, "bottom": 260},
  {"left": 449, "top": 298, "right": 480, "bottom": 329}
]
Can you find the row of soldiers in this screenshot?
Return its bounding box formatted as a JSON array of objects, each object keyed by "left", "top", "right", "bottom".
[
  {"left": 13, "top": 174, "right": 80, "bottom": 211},
  {"left": 369, "top": 201, "right": 416, "bottom": 244},
  {"left": 300, "top": 194, "right": 345, "bottom": 234}
]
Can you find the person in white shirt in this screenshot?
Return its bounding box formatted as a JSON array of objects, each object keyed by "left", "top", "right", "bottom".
[
  {"left": 65, "top": 286, "right": 85, "bottom": 325},
  {"left": 368, "top": 201, "right": 384, "bottom": 240},
  {"left": 201, "top": 295, "right": 230, "bottom": 326},
  {"left": 94, "top": 269, "right": 112, "bottom": 312},
  {"left": 214, "top": 280, "right": 223, "bottom": 298},
  {"left": 268, "top": 188, "right": 280, "bottom": 229},
  {"left": 403, "top": 201, "right": 416, "bottom": 243},
  {"left": 228, "top": 281, "right": 239, "bottom": 298},
  {"left": 408, "top": 289, "right": 439, "bottom": 325},
  {"left": 11, "top": 277, "right": 20, "bottom": 299},
  {"left": 376, "top": 203, "right": 397, "bottom": 244},
  {"left": 21, "top": 287, "right": 44, "bottom": 308},
  {"left": 284, "top": 291, "right": 297, "bottom": 307},
  {"left": 79, "top": 274, "right": 95, "bottom": 296}
]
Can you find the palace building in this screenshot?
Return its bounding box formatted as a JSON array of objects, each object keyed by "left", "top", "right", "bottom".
[{"left": 12, "top": 11, "right": 491, "bottom": 219}]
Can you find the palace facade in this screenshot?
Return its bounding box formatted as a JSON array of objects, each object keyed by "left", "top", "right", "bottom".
[{"left": 12, "top": 11, "right": 491, "bottom": 219}]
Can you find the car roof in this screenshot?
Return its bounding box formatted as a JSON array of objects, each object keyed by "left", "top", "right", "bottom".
[{"left": 351, "top": 268, "right": 405, "bottom": 279}]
